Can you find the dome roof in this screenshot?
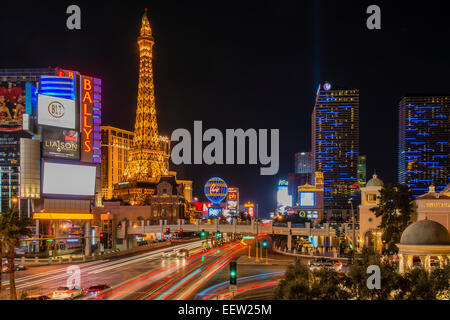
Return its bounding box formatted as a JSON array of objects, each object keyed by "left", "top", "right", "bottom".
[
  {"left": 366, "top": 174, "right": 384, "bottom": 187},
  {"left": 400, "top": 219, "right": 450, "bottom": 245}
]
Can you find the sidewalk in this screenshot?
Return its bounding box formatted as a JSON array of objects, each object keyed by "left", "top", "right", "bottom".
[{"left": 272, "top": 246, "right": 351, "bottom": 262}]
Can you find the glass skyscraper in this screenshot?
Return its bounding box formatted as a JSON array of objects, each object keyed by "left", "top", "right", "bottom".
[
  {"left": 295, "top": 152, "right": 312, "bottom": 174},
  {"left": 398, "top": 95, "right": 449, "bottom": 197},
  {"left": 312, "top": 82, "right": 359, "bottom": 212}
]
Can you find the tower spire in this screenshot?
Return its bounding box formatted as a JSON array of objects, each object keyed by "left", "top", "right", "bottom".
[{"left": 123, "top": 11, "right": 169, "bottom": 185}]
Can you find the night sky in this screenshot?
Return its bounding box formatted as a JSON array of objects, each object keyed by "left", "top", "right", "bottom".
[{"left": 1, "top": 1, "right": 450, "bottom": 217}]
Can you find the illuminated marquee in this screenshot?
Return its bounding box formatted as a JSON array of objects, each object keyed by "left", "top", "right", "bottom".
[{"left": 80, "top": 76, "right": 102, "bottom": 163}]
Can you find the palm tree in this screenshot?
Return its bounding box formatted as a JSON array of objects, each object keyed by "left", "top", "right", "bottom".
[
  {"left": 370, "top": 184, "right": 415, "bottom": 254},
  {"left": 0, "top": 207, "right": 32, "bottom": 300}
]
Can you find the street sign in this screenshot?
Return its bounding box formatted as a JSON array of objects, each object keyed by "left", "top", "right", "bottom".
[{"left": 243, "top": 236, "right": 255, "bottom": 239}]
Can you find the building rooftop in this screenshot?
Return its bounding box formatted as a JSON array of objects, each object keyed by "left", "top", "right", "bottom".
[
  {"left": 400, "top": 219, "right": 450, "bottom": 245},
  {"left": 366, "top": 174, "right": 384, "bottom": 187}
]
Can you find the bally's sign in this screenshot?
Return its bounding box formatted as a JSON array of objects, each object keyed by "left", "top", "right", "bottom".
[{"left": 37, "top": 94, "right": 76, "bottom": 129}]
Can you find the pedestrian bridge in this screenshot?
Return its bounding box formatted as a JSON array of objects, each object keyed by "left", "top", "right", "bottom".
[{"left": 117, "top": 219, "right": 359, "bottom": 239}]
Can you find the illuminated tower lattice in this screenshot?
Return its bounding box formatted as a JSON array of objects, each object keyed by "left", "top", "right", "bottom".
[{"left": 124, "top": 9, "right": 169, "bottom": 183}]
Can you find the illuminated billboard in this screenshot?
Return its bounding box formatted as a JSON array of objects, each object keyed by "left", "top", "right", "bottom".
[
  {"left": 277, "top": 180, "right": 292, "bottom": 215},
  {"left": 300, "top": 192, "right": 315, "bottom": 207},
  {"left": 42, "top": 127, "right": 79, "bottom": 160},
  {"left": 244, "top": 201, "right": 255, "bottom": 217},
  {"left": 42, "top": 161, "right": 96, "bottom": 197},
  {"left": 0, "top": 82, "right": 26, "bottom": 132},
  {"left": 307, "top": 211, "right": 319, "bottom": 219},
  {"left": 37, "top": 94, "right": 76, "bottom": 129},
  {"left": 192, "top": 202, "right": 212, "bottom": 215},
  {"left": 277, "top": 180, "right": 292, "bottom": 207},
  {"left": 227, "top": 187, "right": 239, "bottom": 215},
  {"left": 80, "top": 76, "right": 102, "bottom": 164},
  {"left": 208, "top": 207, "right": 222, "bottom": 218}
]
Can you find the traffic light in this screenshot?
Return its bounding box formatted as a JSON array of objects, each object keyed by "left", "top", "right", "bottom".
[
  {"left": 216, "top": 231, "right": 221, "bottom": 238},
  {"left": 165, "top": 227, "right": 170, "bottom": 234},
  {"left": 200, "top": 229, "right": 206, "bottom": 238},
  {"left": 229, "top": 261, "right": 237, "bottom": 285},
  {"left": 100, "top": 233, "right": 107, "bottom": 247},
  {"left": 179, "top": 228, "right": 183, "bottom": 233},
  {"left": 262, "top": 240, "right": 268, "bottom": 248}
]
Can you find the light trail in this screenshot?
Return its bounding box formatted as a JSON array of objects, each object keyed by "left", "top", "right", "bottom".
[
  {"left": 197, "top": 271, "right": 284, "bottom": 300},
  {"left": 178, "top": 244, "right": 245, "bottom": 300},
  {"left": 144, "top": 243, "right": 240, "bottom": 300}
]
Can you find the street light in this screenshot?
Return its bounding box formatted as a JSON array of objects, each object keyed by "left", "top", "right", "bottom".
[{"left": 348, "top": 198, "right": 356, "bottom": 263}]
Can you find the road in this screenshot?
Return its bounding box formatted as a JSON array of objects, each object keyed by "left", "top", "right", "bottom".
[
  {"left": 0, "top": 240, "right": 204, "bottom": 299},
  {"left": 0, "top": 238, "right": 295, "bottom": 300}
]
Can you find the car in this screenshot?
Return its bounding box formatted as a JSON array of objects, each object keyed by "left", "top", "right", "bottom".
[
  {"left": 15, "top": 264, "right": 26, "bottom": 271},
  {"left": 430, "top": 257, "right": 440, "bottom": 266},
  {"left": 177, "top": 249, "right": 190, "bottom": 259},
  {"left": 51, "top": 286, "right": 84, "bottom": 300},
  {"left": 162, "top": 250, "right": 177, "bottom": 258},
  {"left": 24, "top": 295, "right": 51, "bottom": 300},
  {"left": 84, "top": 284, "right": 111, "bottom": 297},
  {"left": 333, "top": 261, "right": 343, "bottom": 272},
  {"left": 1, "top": 262, "right": 26, "bottom": 273},
  {"left": 308, "top": 258, "right": 335, "bottom": 272}
]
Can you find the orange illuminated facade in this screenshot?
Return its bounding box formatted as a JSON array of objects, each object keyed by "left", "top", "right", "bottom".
[{"left": 101, "top": 126, "right": 134, "bottom": 200}]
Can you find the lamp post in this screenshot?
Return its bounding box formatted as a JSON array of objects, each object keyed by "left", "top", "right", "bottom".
[{"left": 348, "top": 198, "right": 356, "bottom": 263}]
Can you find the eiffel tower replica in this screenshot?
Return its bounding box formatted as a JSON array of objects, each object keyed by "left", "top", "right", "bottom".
[{"left": 114, "top": 9, "right": 170, "bottom": 205}]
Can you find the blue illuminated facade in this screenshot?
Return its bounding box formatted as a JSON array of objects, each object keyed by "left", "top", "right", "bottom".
[
  {"left": 312, "top": 82, "right": 359, "bottom": 212},
  {"left": 39, "top": 76, "right": 75, "bottom": 100},
  {"left": 398, "top": 95, "right": 449, "bottom": 197}
]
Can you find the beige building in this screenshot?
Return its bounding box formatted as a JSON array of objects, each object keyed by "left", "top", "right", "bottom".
[
  {"left": 358, "top": 173, "right": 384, "bottom": 252},
  {"left": 101, "top": 125, "right": 171, "bottom": 201},
  {"left": 414, "top": 184, "right": 450, "bottom": 231},
  {"left": 397, "top": 219, "right": 450, "bottom": 273}
]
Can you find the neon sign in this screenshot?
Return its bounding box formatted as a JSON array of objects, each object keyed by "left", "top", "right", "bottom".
[{"left": 80, "top": 76, "right": 101, "bottom": 163}]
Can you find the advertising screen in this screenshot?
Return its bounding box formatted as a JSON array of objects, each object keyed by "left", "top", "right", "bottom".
[
  {"left": 300, "top": 192, "right": 315, "bottom": 207},
  {"left": 227, "top": 200, "right": 237, "bottom": 210},
  {"left": 37, "top": 94, "right": 76, "bottom": 129},
  {"left": 307, "top": 211, "right": 319, "bottom": 219},
  {"left": 0, "top": 82, "right": 26, "bottom": 132},
  {"left": 208, "top": 207, "right": 222, "bottom": 218},
  {"left": 192, "top": 202, "right": 212, "bottom": 214},
  {"left": 42, "top": 127, "right": 79, "bottom": 159},
  {"left": 42, "top": 161, "right": 96, "bottom": 197},
  {"left": 0, "top": 133, "right": 23, "bottom": 166}
]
